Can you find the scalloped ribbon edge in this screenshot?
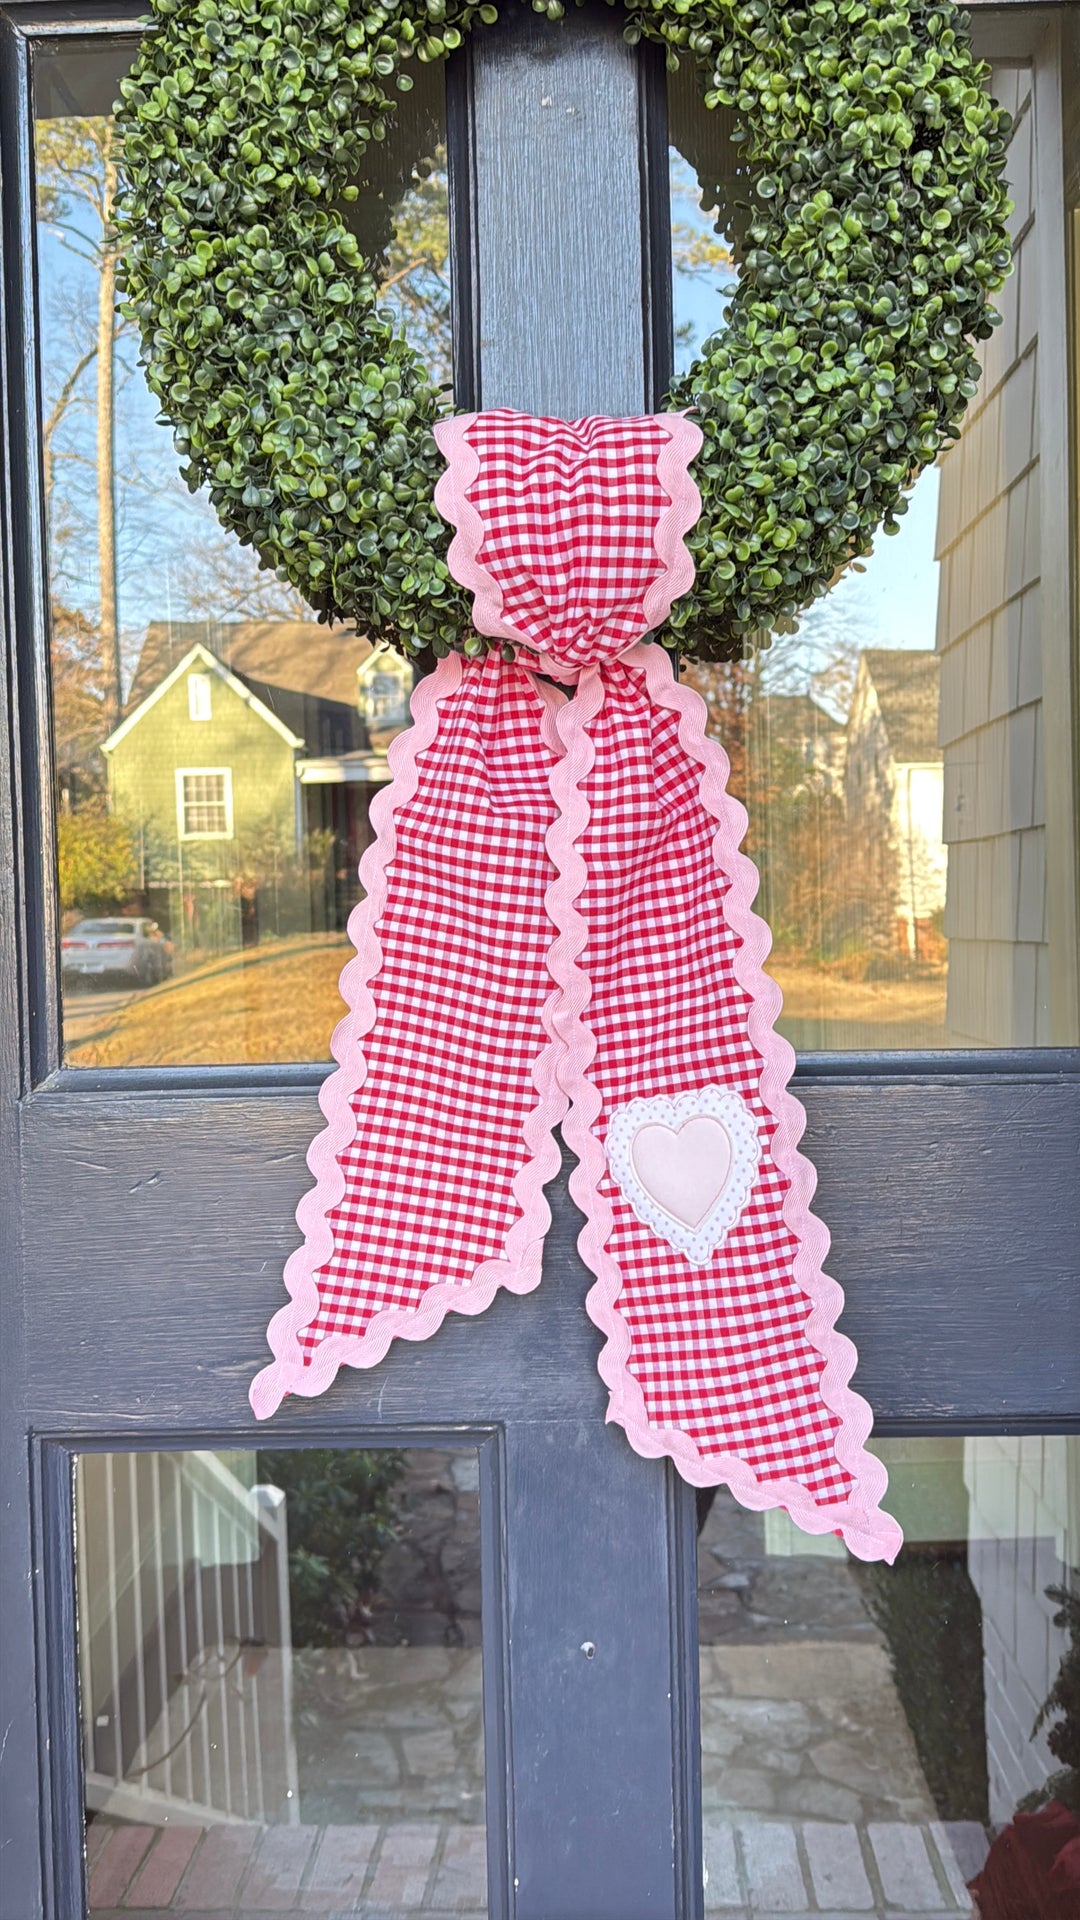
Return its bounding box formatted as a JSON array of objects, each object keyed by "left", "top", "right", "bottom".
[
  {"left": 551, "top": 644, "right": 903, "bottom": 1565},
  {"left": 432, "top": 411, "right": 704, "bottom": 660},
  {"left": 248, "top": 654, "right": 568, "bottom": 1419}
]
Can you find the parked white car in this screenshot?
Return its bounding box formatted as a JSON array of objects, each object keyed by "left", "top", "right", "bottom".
[{"left": 61, "top": 917, "right": 174, "bottom": 988}]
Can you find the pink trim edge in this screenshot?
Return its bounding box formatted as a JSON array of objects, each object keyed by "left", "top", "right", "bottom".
[
  {"left": 643, "top": 413, "right": 703, "bottom": 631},
  {"left": 248, "top": 655, "right": 568, "bottom": 1420},
  {"left": 433, "top": 415, "right": 522, "bottom": 650},
  {"left": 549, "top": 643, "right": 903, "bottom": 1565},
  {"left": 433, "top": 412, "right": 705, "bottom": 657}
]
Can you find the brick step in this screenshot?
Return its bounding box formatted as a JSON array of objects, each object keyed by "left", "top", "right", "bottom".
[
  {"left": 89, "top": 1813, "right": 985, "bottom": 1916},
  {"left": 89, "top": 1819, "right": 486, "bottom": 1914}
]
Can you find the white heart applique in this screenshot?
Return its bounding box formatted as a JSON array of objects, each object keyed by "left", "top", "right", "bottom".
[{"left": 605, "top": 1086, "right": 762, "bottom": 1268}]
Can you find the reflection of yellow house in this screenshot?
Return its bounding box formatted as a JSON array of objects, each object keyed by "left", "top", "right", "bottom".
[
  {"left": 845, "top": 650, "right": 946, "bottom": 958},
  {"left": 101, "top": 621, "right": 413, "bottom": 953}
]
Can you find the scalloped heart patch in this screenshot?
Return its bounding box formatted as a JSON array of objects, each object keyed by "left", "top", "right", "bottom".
[{"left": 605, "top": 1086, "right": 762, "bottom": 1268}]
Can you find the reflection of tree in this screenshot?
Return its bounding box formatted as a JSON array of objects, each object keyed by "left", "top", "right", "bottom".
[
  {"left": 51, "top": 597, "right": 108, "bottom": 804},
  {"left": 37, "top": 115, "right": 123, "bottom": 725},
  {"left": 37, "top": 110, "right": 451, "bottom": 679},
  {"left": 682, "top": 656, "right": 754, "bottom": 804},
  {"left": 1028, "top": 1584, "right": 1080, "bottom": 1817},
  {"left": 37, "top": 110, "right": 312, "bottom": 728},
  {"left": 685, "top": 645, "right": 900, "bottom": 967},
  {"left": 177, "top": 530, "right": 309, "bottom": 625},
  {"left": 760, "top": 594, "right": 863, "bottom": 723},
  {"left": 57, "top": 802, "right": 137, "bottom": 913},
  {"left": 36, "top": 96, "right": 451, "bottom": 956},
  {"left": 670, "top": 161, "right": 737, "bottom": 361},
  {"left": 256, "top": 1450, "right": 404, "bottom": 1649},
  {"left": 379, "top": 154, "right": 451, "bottom": 392},
  {"left": 41, "top": 341, "right": 97, "bottom": 533}
]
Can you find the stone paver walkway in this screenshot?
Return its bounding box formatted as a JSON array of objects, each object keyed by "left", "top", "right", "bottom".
[
  {"left": 291, "top": 1648, "right": 485, "bottom": 1828},
  {"left": 288, "top": 1639, "right": 942, "bottom": 1835},
  {"left": 699, "top": 1642, "right": 938, "bottom": 1827}
]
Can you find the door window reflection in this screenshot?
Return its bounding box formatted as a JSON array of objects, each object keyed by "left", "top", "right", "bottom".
[
  {"left": 34, "top": 41, "right": 447, "bottom": 1068},
  {"left": 697, "top": 1435, "right": 1079, "bottom": 1915},
  {"left": 670, "top": 55, "right": 1080, "bottom": 1049},
  {"left": 78, "top": 1447, "right": 486, "bottom": 1916}
]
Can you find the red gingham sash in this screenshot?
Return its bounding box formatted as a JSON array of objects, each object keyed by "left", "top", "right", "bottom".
[{"left": 250, "top": 413, "right": 901, "bottom": 1563}]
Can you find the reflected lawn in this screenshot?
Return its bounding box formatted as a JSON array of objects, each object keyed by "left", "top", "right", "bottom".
[
  {"left": 771, "top": 956, "right": 954, "bottom": 1051},
  {"left": 64, "top": 932, "right": 345, "bottom": 1067},
  {"left": 62, "top": 937, "right": 956, "bottom": 1068}
]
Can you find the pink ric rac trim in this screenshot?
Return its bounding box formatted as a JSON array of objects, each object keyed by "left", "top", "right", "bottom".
[
  {"left": 643, "top": 413, "right": 703, "bottom": 631},
  {"left": 550, "top": 643, "right": 903, "bottom": 1565},
  {"left": 433, "top": 412, "right": 705, "bottom": 656},
  {"left": 248, "top": 654, "right": 569, "bottom": 1421}
]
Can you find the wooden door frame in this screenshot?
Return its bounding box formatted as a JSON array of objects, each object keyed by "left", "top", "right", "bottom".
[{"left": 1, "top": 3, "right": 1078, "bottom": 1917}]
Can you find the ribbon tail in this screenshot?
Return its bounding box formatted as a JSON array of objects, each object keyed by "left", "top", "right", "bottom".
[
  {"left": 249, "top": 654, "right": 567, "bottom": 1419},
  {"left": 550, "top": 645, "right": 902, "bottom": 1565}
]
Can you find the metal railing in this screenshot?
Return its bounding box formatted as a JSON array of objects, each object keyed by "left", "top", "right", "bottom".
[{"left": 76, "top": 1451, "right": 299, "bottom": 1826}]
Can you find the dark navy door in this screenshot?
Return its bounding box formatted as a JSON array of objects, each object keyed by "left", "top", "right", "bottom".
[{"left": 0, "top": 4, "right": 1077, "bottom": 1918}]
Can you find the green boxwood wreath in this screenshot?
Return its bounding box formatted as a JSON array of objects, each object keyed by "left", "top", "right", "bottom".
[{"left": 115, "top": 0, "right": 1012, "bottom": 662}]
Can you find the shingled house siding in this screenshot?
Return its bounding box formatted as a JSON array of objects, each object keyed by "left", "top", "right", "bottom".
[{"left": 934, "top": 64, "right": 1050, "bottom": 1044}]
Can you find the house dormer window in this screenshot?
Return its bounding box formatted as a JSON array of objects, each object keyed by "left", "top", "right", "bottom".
[
  {"left": 356, "top": 650, "right": 412, "bottom": 739},
  {"left": 177, "top": 768, "right": 233, "bottom": 839},
  {"left": 188, "top": 672, "right": 213, "bottom": 721}
]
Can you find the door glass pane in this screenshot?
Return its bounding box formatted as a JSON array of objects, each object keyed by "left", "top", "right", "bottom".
[
  {"left": 697, "top": 1434, "right": 1079, "bottom": 1916},
  {"left": 34, "top": 39, "right": 448, "bottom": 1067},
  {"left": 670, "top": 43, "right": 1080, "bottom": 1048},
  {"left": 77, "top": 1446, "right": 485, "bottom": 1917}
]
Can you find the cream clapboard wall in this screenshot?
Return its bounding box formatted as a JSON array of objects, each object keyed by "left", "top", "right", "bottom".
[
  {"left": 935, "top": 64, "right": 1049, "bottom": 1044},
  {"left": 965, "top": 1434, "right": 1078, "bottom": 1824},
  {"left": 938, "top": 50, "right": 1077, "bottom": 1812}
]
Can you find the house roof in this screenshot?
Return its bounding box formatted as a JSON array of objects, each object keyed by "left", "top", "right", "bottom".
[
  {"left": 101, "top": 643, "right": 306, "bottom": 755},
  {"left": 858, "top": 649, "right": 941, "bottom": 764},
  {"left": 297, "top": 751, "right": 393, "bottom": 786},
  {"left": 127, "top": 619, "right": 372, "bottom": 715},
  {"left": 760, "top": 693, "right": 845, "bottom": 739}
]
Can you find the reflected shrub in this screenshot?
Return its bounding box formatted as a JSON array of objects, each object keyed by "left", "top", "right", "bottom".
[
  {"left": 856, "top": 1551, "right": 990, "bottom": 1824},
  {"left": 257, "top": 1448, "right": 405, "bottom": 1648},
  {"left": 1027, "top": 1585, "right": 1080, "bottom": 1817},
  {"left": 57, "top": 803, "right": 139, "bottom": 914}
]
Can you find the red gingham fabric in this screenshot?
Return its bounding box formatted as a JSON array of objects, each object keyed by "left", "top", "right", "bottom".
[
  {"left": 250, "top": 413, "right": 900, "bottom": 1563},
  {"left": 575, "top": 664, "right": 851, "bottom": 1504},
  {"left": 463, "top": 413, "right": 669, "bottom": 666},
  {"left": 303, "top": 657, "right": 560, "bottom": 1351}
]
